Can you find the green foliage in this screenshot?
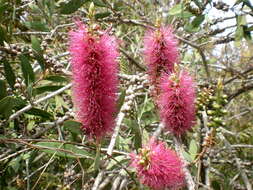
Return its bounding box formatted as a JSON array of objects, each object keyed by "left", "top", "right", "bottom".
[
  {"left": 169, "top": 3, "right": 193, "bottom": 18},
  {"left": 0, "top": 80, "right": 7, "bottom": 100},
  {"left": 3, "top": 59, "right": 16, "bottom": 89},
  {"left": 31, "top": 36, "right": 45, "bottom": 70},
  {"left": 19, "top": 55, "right": 35, "bottom": 86},
  {"left": 59, "top": 0, "right": 88, "bottom": 14},
  {"left": 0, "top": 96, "right": 15, "bottom": 118},
  {"left": 35, "top": 142, "right": 94, "bottom": 158}
]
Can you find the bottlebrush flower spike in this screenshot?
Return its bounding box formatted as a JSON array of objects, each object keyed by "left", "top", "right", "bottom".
[
  {"left": 158, "top": 70, "right": 196, "bottom": 135},
  {"left": 143, "top": 26, "right": 179, "bottom": 95},
  {"left": 130, "top": 139, "right": 185, "bottom": 190},
  {"left": 69, "top": 22, "right": 118, "bottom": 140}
]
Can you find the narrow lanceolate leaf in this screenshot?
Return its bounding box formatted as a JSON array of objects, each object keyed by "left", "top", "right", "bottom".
[
  {"left": 19, "top": 55, "right": 35, "bottom": 86},
  {"left": 63, "top": 120, "right": 82, "bottom": 135},
  {"left": 94, "top": 145, "right": 101, "bottom": 171},
  {"left": 116, "top": 89, "right": 126, "bottom": 114},
  {"left": 95, "top": 12, "right": 111, "bottom": 19},
  {"left": 191, "top": 15, "right": 205, "bottom": 28},
  {"left": 0, "top": 80, "right": 7, "bottom": 100},
  {"left": 26, "top": 108, "right": 53, "bottom": 119},
  {"left": 59, "top": 0, "right": 87, "bottom": 14},
  {"left": 3, "top": 59, "right": 16, "bottom": 89},
  {"left": 34, "top": 85, "right": 64, "bottom": 95},
  {"left": 0, "top": 96, "right": 15, "bottom": 118},
  {"left": 24, "top": 21, "right": 49, "bottom": 32},
  {"left": 0, "top": 25, "right": 7, "bottom": 45},
  {"left": 189, "top": 139, "right": 198, "bottom": 160},
  {"left": 44, "top": 75, "right": 69, "bottom": 83},
  {"left": 31, "top": 36, "right": 45, "bottom": 71},
  {"left": 168, "top": 3, "right": 193, "bottom": 18},
  {"left": 35, "top": 142, "right": 94, "bottom": 159}
]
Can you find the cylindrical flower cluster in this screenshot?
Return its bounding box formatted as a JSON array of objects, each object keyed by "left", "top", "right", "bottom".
[
  {"left": 130, "top": 139, "right": 185, "bottom": 190},
  {"left": 69, "top": 22, "right": 118, "bottom": 139},
  {"left": 158, "top": 70, "right": 196, "bottom": 135},
  {"left": 143, "top": 26, "right": 179, "bottom": 97}
]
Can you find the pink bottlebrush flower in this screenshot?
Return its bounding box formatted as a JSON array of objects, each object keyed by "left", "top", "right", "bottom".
[
  {"left": 143, "top": 26, "right": 179, "bottom": 96},
  {"left": 69, "top": 22, "right": 118, "bottom": 139},
  {"left": 130, "top": 139, "right": 185, "bottom": 190},
  {"left": 158, "top": 70, "right": 196, "bottom": 135}
]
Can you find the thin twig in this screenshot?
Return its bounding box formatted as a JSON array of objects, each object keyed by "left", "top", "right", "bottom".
[
  {"left": 228, "top": 83, "right": 253, "bottom": 102},
  {"left": 26, "top": 159, "right": 30, "bottom": 190},
  {"left": 0, "top": 147, "right": 31, "bottom": 162},
  {"left": 218, "top": 133, "right": 252, "bottom": 190},
  {"left": 152, "top": 122, "right": 165, "bottom": 139},
  {"left": 31, "top": 150, "right": 59, "bottom": 190},
  {"left": 31, "top": 115, "right": 70, "bottom": 138},
  {"left": 174, "top": 136, "right": 196, "bottom": 190},
  {"left": 76, "top": 158, "right": 85, "bottom": 189},
  {"left": 24, "top": 158, "right": 55, "bottom": 180},
  {"left": 8, "top": 83, "right": 72, "bottom": 122},
  {"left": 120, "top": 48, "right": 146, "bottom": 71}
]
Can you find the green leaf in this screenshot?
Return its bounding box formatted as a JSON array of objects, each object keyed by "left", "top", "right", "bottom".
[
  {"left": 182, "top": 150, "right": 193, "bottom": 162},
  {"left": 34, "top": 85, "right": 64, "bottom": 95},
  {"left": 26, "top": 108, "right": 53, "bottom": 119},
  {"left": 107, "top": 155, "right": 127, "bottom": 170},
  {"left": 63, "top": 120, "right": 82, "bottom": 135},
  {"left": 138, "top": 93, "right": 149, "bottom": 120},
  {"left": 0, "top": 24, "right": 7, "bottom": 45},
  {"left": 55, "top": 95, "right": 68, "bottom": 111},
  {"left": 0, "top": 80, "right": 7, "bottom": 100},
  {"left": 235, "top": 0, "right": 253, "bottom": 10},
  {"left": 133, "top": 124, "right": 142, "bottom": 150},
  {"left": 243, "top": 25, "right": 252, "bottom": 40},
  {"left": 169, "top": 4, "right": 183, "bottom": 15},
  {"left": 13, "top": 97, "right": 27, "bottom": 109},
  {"left": 189, "top": 139, "right": 198, "bottom": 160},
  {"left": 125, "top": 118, "right": 142, "bottom": 150},
  {"left": 0, "top": 96, "right": 15, "bottom": 118},
  {"left": 114, "top": 1, "right": 124, "bottom": 11},
  {"left": 191, "top": 15, "right": 205, "bottom": 28},
  {"left": 169, "top": 3, "right": 193, "bottom": 18},
  {"left": 211, "top": 180, "right": 221, "bottom": 190},
  {"left": 245, "top": 25, "right": 253, "bottom": 32},
  {"left": 8, "top": 156, "right": 21, "bottom": 173},
  {"left": 236, "top": 15, "right": 247, "bottom": 26},
  {"left": 19, "top": 55, "right": 35, "bottom": 86},
  {"left": 116, "top": 89, "right": 126, "bottom": 114},
  {"left": 184, "top": 15, "right": 205, "bottom": 33},
  {"left": 35, "top": 142, "right": 94, "bottom": 158},
  {"left": 44, "top": 75, "right": 69, "bottom": 83},
  {"left": 185, "top": 23, "right": 200, "bottom": 33},
  {"left": 92, "top": 0, "right": 107, "bottom": 7},
  {"left": 95, "top": 12, "right": 111, "bottom": 19},
  {"left": 3, "top": 59, "right": 16, "bottom": 89},
  {"left": 94, "top": 145, "right": 101, "bottom": 171},
  {"left": 31, "top": 36, "right": 45, "bottom": 70},
  {"left": 235, "top": 26, "right": 244, "bottom": 46},
  {"left": 24, "top": 21, "right": 49, "bottom": 32},
  {"left": 59, "top": 0, "right": 87, "bottom": 14},
  {"left": 0, "top": 3, "right": 9, "bottom": 19},
  {"left": 27, "top": 120, "right": 35, "bottom": 131},
  {"left": 138, "top": 96, "right": 157, "bottom": 126}
]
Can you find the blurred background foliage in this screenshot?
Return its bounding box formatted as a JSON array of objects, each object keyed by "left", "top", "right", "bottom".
[{"left": 0, "top": 0, "right": 252, "bottom": 189}]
